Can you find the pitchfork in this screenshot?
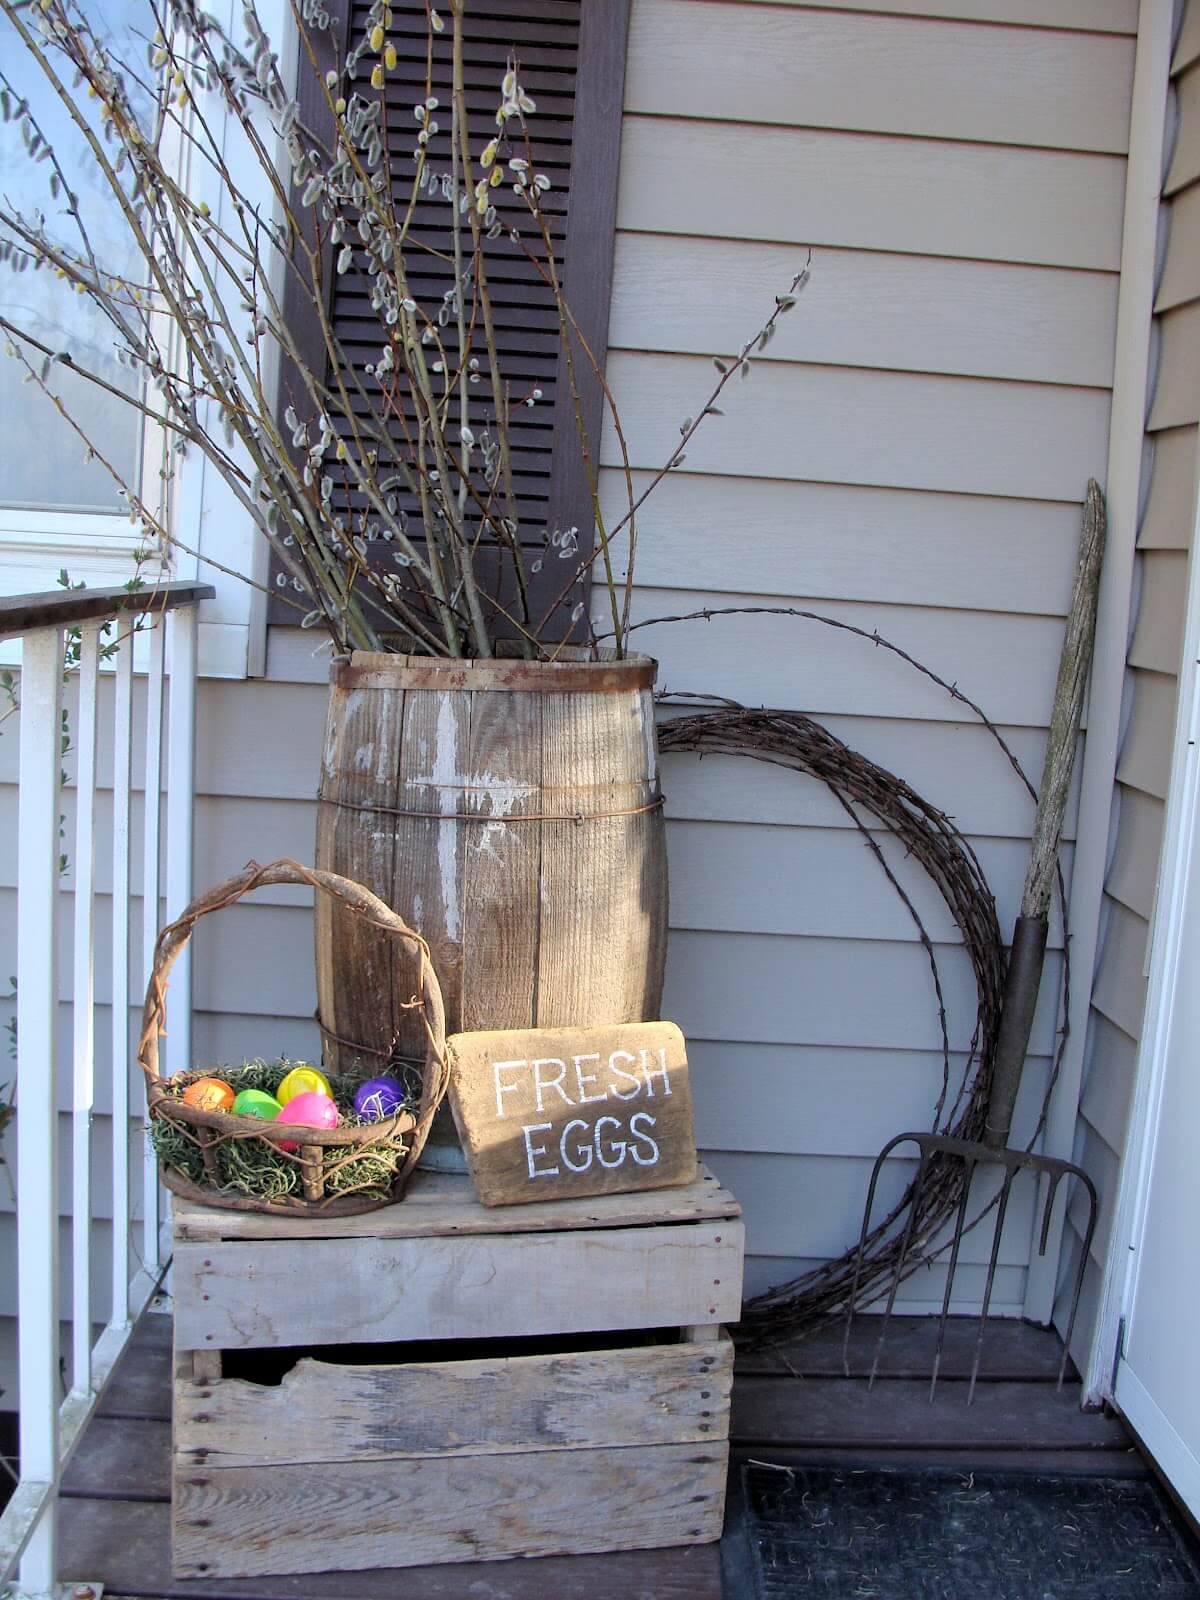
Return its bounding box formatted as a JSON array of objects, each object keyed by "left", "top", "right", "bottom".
[{"left": 844, "top": 482, "right": 1105, "bottom": 1403}]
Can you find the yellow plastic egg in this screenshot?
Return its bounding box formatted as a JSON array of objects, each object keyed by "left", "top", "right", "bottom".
[
  {"left": 182, "top": 1076, "right": 235, "bottom": 1113},
  {"left": 277, "top": 1065, "right": 331, "bottom": 1106}
]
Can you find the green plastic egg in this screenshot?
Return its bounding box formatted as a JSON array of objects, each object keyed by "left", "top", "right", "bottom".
[{"left": 233, "top": 1088, "right": 283, "bottom": 1120}]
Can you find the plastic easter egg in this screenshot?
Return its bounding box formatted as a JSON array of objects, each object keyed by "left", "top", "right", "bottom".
[
  {"left": 278, "top": 1090, "right": 339, "bottom": 1130},
  {"left": 275, "top": 1089, "right": 339, "bottom": 1153},
  {"left": 232, "top": 1088, "right": 283, "bottom": 1120},
  {"left": 277, "top": 1065, "right": 332, "bottom": 1106},
  {"left": 182, "top": 1076, "right": 235, "bottom": 1113},
  {"left": 353, "top": 1076, "right": 406, "bottom": 1121}
]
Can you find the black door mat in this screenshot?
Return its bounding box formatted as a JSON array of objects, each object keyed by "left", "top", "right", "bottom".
[{"left": 735, "top": 1461, "right": 1200, "bottom": 1599}]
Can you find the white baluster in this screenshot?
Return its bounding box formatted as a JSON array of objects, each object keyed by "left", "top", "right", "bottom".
[
  {"left": 141, "top": 615, "right": 165, "bottom": 1272},
  {"left": 70, "top": 623, "right": 101, "bottom": 1397},
  {"left": 16, "top": 629, "right": 64, "bottom": 1597},
  {"left": 164, "top": 607, "right": 197, "bottom": 1084},
  {"left": 110, "top": 625, "right": 133, "bottom": 1329}
]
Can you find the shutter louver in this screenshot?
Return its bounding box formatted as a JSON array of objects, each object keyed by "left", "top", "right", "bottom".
[{"left": 269, "top": 0, "right": 629, "bottom": 649}]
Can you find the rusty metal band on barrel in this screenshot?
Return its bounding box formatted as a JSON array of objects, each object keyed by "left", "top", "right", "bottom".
[{"left": 319, "top": 793, "right": 665, "bottom": 824}]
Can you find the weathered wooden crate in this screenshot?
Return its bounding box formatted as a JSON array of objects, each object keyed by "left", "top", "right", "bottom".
[{"left": 170, "top": 1165, "right": 743, "bottom": 1577}]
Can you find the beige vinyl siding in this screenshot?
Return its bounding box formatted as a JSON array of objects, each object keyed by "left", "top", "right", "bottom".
[
  {"left": 1115, "top": 668, "right": 1180, "bottom": 799},
  {"left": 604, "top": 358, "right": 1110, "bottom": 499},
  {"left": 0, "top": 0, "right": 1138, "bottom": 1393},
  {"left": 610, "top": 238, "right": 1120, "bottom": 389},
  {"left": 623, "top": 4, "right": 1134, "bottom": 150},
  {"left": 618, "top": 120, "right": 1126, "bottom": 271},
  {"left": 1056, "top": 4, "right": 1200, "bottom": 1364},
  {"left": 763, "top": 0, "right": 1136, "bottom": 28},
  {"left": 1175, "top": 0, "right": 1200, "bottom": 69}
]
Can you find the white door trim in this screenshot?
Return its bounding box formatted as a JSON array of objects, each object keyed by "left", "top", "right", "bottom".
[
  {"left": 1115, "top": 1365, "right": 1200, "bottom": 1515},
  {"left": 1087, "top": 428, "right": 1200, "bottom": 1404}
]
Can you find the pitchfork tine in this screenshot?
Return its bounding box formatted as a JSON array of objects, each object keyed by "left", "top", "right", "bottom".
[
  {"left": 843, "top": 1132, "right": 914, "bottom": 1377},
  {"left": 869, "top": 1145, "right": 930, "bottom": 1390},
  {"left": 968, "top": 1169, "right": 1013, "bottom": 1405},
  {"left": 930, "top": 1158, "right": 975, "bottom": 1403},
  {"left": 1057, "top": 1168, "right": 1100, "bottom": 1389},
  {"left": 1038, "top": 1170, "right": 1065, "bottom": 1256}
]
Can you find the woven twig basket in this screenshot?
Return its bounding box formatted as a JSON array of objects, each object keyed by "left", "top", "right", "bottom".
[{"left": 138, "top": 857, "right": 449, "bottom": 1217}]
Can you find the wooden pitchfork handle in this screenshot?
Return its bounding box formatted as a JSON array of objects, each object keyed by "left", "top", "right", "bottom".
[{"left": 984, "top": 481, "right": 1106, "bottom": 1150}]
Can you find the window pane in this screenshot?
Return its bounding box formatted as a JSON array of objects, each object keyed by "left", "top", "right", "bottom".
[{"left": 0, "top": 0, "right": 150, "bottom": 512}]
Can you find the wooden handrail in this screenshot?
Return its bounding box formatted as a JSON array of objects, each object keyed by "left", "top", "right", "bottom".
[{"left": 0, "top": 580, "right": 214, "bottom": 641}]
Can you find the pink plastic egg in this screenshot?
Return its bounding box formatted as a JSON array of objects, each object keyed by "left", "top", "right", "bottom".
[
  {"left": 278, "top": 1090, "right": 339, "bottom": 1130},
  {"left": 275, "top": 1089, "right": 339, "bottom": 1152}
]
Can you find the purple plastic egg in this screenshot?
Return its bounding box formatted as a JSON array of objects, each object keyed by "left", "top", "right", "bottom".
[{"left": 354, "top": 1075, "right": 406, "bottom": 1121}]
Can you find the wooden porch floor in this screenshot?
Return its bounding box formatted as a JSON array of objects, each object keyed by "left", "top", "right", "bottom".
[{"left": 59, "top": 1311, "right": 1141, "bottom": 1600}]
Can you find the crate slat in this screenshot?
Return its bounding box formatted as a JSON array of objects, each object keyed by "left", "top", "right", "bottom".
[
  {"left": 67, "top": 1497, "right": 726, "bottom": 1599},
  {"left": 172, "top": 1443, "right": 729, "bottom": 1577},
  {"left": 174, "top": 1222, "right": 744, "bottom": 1350},
  {"left": 175, "top": 1337, "right": 733, "bottom": 1467},
  {"left": 172, "top": 1165, "right": 739, "bottom": 1241}
]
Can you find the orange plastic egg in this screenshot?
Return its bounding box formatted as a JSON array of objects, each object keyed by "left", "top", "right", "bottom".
[{"left": 182, "top": 1076, "right": 235, "bottom": 1113}]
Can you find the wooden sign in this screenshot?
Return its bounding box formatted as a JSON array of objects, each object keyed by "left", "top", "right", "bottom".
[{"left": 447, "top": 1021, "right": 697, "bottom": 1207}]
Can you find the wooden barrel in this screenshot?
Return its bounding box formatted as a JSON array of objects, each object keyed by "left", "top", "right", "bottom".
[{"left": 314, "top": 650, "right": 669, "bottom": 1141}]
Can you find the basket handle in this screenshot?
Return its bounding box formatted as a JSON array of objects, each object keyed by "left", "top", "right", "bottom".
[{"left": 137, "top": 857, "right": 448, "bottom": 1130}]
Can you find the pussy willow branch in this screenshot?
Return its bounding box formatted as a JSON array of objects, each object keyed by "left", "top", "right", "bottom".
[
  {"left": 0, "top": 64, "right": 104, "bottom": 284},
  {"left": 5, "top": 3, "right": 344, "bottom": 605},
  {"left": 2, "top": 334, "right": 309, "bottom": 611},
  {"left": 506, "top": 186, "right": 811, "bottom": 649},
  {"left": 132, "top": 2, "right": 438, "bottom": 641},
  {"left": 7, "top": 5, "right": 487, "bottom": 649},
  {"left": 523, "top": 188, "right": 621, "bottom": 650},
  {"left": 7, "top": 0, "right": 398, "bottom": 649},
  {"left": 445, "top": 5, "right": 491, "bottom": 656},
  {"left": 535, "top": 255, "right": 814, "bottom": 644},
  {"left": 453, "top": 35, "right": 531, "bottom": 649},
  {"left": 512, "top": 111, "right": 635, "bottom": 651},
  {"left": 504, "top": 197, "right": 636, "bottom": 657},
  {"left": 613, "top": 257, "right": 812, "bottom": 549},
  {"left": 3, "top": 0, "right": 810, "bottom": 658}
]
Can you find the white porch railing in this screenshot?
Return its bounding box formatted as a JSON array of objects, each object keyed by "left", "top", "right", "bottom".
[{"left": 0, "top": 582, "right": 211, "bottom": 1599}]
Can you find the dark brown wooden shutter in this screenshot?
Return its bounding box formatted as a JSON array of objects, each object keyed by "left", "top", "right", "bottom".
[{"left": 269, "top": 0, "right": 630, "bottom": 648}]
